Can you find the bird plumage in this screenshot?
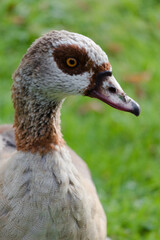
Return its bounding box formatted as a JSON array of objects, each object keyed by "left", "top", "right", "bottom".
[
  {"left": 0, "top": 30, "right": 140, "bottom": 239},
  {"left": 0, "top": 126, "right": 106, "bottom": 240}
]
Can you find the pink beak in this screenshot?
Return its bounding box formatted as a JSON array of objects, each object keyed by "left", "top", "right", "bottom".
[{"left": 86, "top": 71, "right": 140, "bottom": 116}]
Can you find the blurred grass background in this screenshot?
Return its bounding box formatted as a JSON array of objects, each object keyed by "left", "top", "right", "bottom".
[{"left": 0, "top": 0, "right": 160, "bottom": 239}]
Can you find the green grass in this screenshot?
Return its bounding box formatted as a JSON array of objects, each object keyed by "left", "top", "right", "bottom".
[{"left": 0, "top": 0, "right": 160, "bottom": 239}]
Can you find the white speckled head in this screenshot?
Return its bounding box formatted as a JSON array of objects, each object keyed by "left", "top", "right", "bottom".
[
  {"left": 13, "top": 30, "right": 140, "bottom": 116},
  {"left": 13, "top": 30, "right": 111, "bottom": 103}
]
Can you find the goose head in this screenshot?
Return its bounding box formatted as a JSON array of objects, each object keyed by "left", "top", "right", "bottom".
[{"left": 13, "top": 30, "right": 140, "bottom": 116}]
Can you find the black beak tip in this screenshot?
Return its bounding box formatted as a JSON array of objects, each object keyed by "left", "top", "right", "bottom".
[{"left": 131, "top": 102, "right": 141, "bottom": 116}]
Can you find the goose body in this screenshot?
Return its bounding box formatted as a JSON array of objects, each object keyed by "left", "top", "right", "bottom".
[
  {"left": 0, "top": 126, "right": 105, "bottom": 240},
  {"left": 0, "top": 30, "right": 140, "bottom": 240}
]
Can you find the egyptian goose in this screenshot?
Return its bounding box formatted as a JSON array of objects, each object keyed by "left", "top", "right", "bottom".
[{"left": 0, "top": 30, "right": 140, "bottom": 240}]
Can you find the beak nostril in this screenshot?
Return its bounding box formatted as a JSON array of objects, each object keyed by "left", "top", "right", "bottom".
[{"left": 108, "top": 86, "right": 117, "bottom": 94}]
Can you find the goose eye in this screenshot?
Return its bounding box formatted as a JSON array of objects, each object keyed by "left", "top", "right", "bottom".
[{"left": 66, "top": 58, "right": 78, "bottom": 67}]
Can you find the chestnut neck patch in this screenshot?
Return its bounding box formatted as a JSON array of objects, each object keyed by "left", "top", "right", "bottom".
[{"left": 12, "top": 86, "right": 64, "bottom": 155}]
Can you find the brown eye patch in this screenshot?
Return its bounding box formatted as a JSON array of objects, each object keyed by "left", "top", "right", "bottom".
[{"left": 53, "top": 44, "right": 91, "bottom": 75}]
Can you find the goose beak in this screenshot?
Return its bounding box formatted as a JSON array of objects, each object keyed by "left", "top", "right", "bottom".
[{"left": 86, "top": 71, "right": 140, "bottom": 116}]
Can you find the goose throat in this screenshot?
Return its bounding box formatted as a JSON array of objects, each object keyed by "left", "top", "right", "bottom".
[{"left": 12, "top": 89, "right": 64, "bottom": 154}]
